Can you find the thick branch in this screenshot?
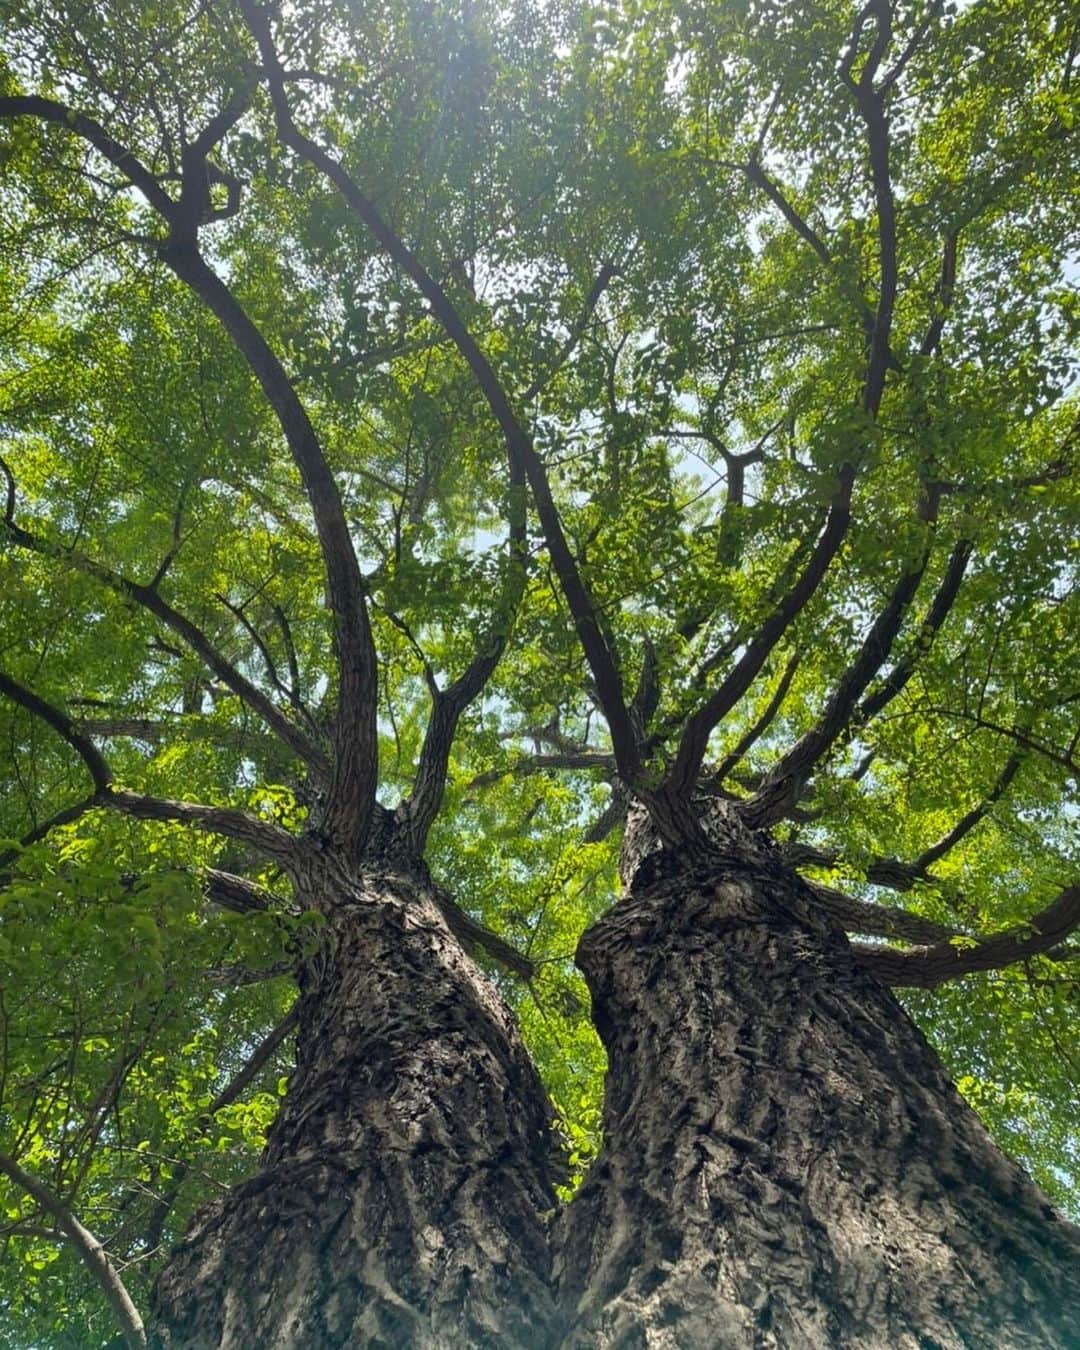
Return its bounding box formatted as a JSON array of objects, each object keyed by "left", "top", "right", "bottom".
[
  {"left": 782, "top": 841, "right": 923, "bottom": 893},
  {"left": 0, "top": 670, "right": 113, "bottom": 792},
  {"left": 856, "top": 537, "right": 972, "bottom": 726},
  {"left": 0, "top": 90, "right": 380, "bottom": 853},
  {"left": 841, "top": 0, "right": 899, "bottom": 416},
  {"left": 0, "top": 95, "right": 173, "bottom": 216},
  {"left": 747, "top": 532, "right": 936, "bottom": 825},
  {"left": 202, "top": 868, "right": 273, "bottom": 913},
  {"left": 241, "top": 1, "right": 642, "bottom": 787},
  {"left": 0, "top": 1150, "right": 146, "bottom": 1350},
  {"left": 158, "top": 245, "right": 377, "bottom": 855},
  {"left": 103, "top": 789, "right": 296, "bottom": 858},
  {"left": 804, "top": 879, "right": 957, "bottom": 944},
  {"left": 853, "top": 884, "right": 1080, "bottom": 988},
  {"left": 666, "top": 465, "right": 855, "bottom": 799},
  {"left": 0, "top": 670, "right": 295, "bottom": 856},
  {"left": 432, "top": 892, "right": 537, "bottom": 981}
]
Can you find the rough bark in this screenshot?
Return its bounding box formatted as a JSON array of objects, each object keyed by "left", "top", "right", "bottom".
[
  {"left": 555, "top": 805, "right": 1080, "bottom": 1348},
  {"left": 152, "top": 845, "right": 560, "bottom": 1349},
  {"left": 150, "top": 805, "right": 1080, "bottom": 1349}
]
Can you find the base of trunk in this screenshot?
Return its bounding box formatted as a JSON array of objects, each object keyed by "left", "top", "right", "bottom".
[
  {"left": 555, "top": 858, "right": 1080, "bottom": 1348},
  {"left": 152, "top": 858, "right": 560, "bottom": 1349}
]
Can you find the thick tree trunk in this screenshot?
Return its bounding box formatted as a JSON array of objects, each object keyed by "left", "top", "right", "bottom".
[
  {"left": 152, "top": 848, "right": 560, "bottom": 1348},
  {"left": 152, "top": 813, "right": 1080, "bottom": 1348},
  {"left": 555, "top": 825, "right": 1080, "bottom": 1347}
]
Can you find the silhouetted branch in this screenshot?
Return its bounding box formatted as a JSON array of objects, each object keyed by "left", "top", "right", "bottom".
[
  {"left": 522, "top": 261, "right": 620, "bottom": 402},
  {"left": 747, "top": 533, "right": 936, "bottom": 826},
  {"left": 666, "top": 464, "right": 854, "bottom": 801},
  {"left": 710, "top": 653, "right": 801, "bottom": 787},
  {"left": 0, "top": 795, "right": 97, "bottom": 876},
  {"left": 405, "top": 484, "right": 528, "bottom": 851},
  {"left": 0, "top": 464, "right": 327, "bottom": 779},
  {"left": 912, "top": 753, "right": 1022, "bottom": 872},
  {"left": 0, "top": 668, "right": 295, "bottom": 857}
]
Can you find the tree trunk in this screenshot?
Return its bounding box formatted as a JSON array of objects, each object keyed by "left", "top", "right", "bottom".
[
  {"left": 151, "top": 814, "right": 1080, "bottom": 1348},
  {"left": 152, "top": 848, "right": 560, "bottom": 1349},
  {"left": 555, "top": 828, "right": 1080, "bottom": 1347}
]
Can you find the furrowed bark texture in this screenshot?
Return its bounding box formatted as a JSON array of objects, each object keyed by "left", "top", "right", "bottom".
[
  {"left": 152, "top": 847, "right": 560, "bottom": 1348},
  {"left": 555, "top": 806, "right": 1080, "bottom": 1348}
]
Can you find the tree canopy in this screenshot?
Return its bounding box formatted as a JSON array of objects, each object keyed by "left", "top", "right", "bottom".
[{"left": 0, "top": 0, "right": 1078, "bottom": 1342}]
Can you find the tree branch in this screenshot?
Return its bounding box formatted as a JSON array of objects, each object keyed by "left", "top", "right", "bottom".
[
  {"left": 0, "top": 91, "right": 382, "bottom": 856},
  {"left": 0, "top": 1150, "right": 147, "bottom": 1350},
  {"left": 138, "top": 1005, "right": 299, "bottom": 1254},
  {"left": 240, "top": 1, "right": 643, "bottom": 791},
  {"left": 746, "top": 527, "right": 938, "bottom": 826},
  {"left": 467, "top": 750, "right": 616, "bottom": 791},
  {"left": 158, "top": 244, "right": 378, "bottom": 856},
  {"left": 839, "top": 0, "right": 899, "bottom": 416},
  {"left": 403, "top": 473, "right": 529, "bottom": 852},
  {"left": 918, "top": 229, "right": 959, "bottom": 359},
  {"left": 214, "top": 592, "right": 300, "bottom": 718},
  {"left": 432, "top": 892, "right": 536, "bottom": 981},
  {"left": 0, "top": 795, "right": 98, "bottom": 876},
  {"left": 0, "top": 95, "right": 174, "bottom": 217},
  {"left": 931, "top": 709, "right": 1079, "bottom": 778},
  {"left": 1, "top": 458, "right": 328, "bottom": 779},
  {"left": 912, "top": 752, "right": 1022, "bottom": 872},
  {"left": 202, "top": 868, "right": 274, "bottom": 913},
  {"left": 853, "top": 884, "right": 1080, "bottom": 988},
  {"left": 665, "top": 464, "right": 855, "bottom": 800},
  {"left": 0, "top": 668, "right": 295, "bottom": 858},
  {"left": 741, "top": 163, "right": 895, "bottom": 373},
  {"left": 103, "top": 789, "right": 296, "bottom": 857},
  {"left": 744, "top": 160, "right": 833, "bottom": 267},
  {"left": 0, "top": 670, "right": 113, "bottom": 793},
  {"left": 709, "top": 652, "right": 801, "bottom": 787},
  {"left": 804, "top": 878, "right": 957, "bottom": 944},
  {"left": 521, "top": 261, "right": 619, "bottom": 403},
  {"left": 856, "top": 537, "right": 972, "bottom": 726},
  {"left": 781, "top": 752, "right": 1023, "bottom": 896}
]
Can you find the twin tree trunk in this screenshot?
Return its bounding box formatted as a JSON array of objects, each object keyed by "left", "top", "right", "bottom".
[{"left": 152, "top": 820, "right": 1080, "bottom": 1348}]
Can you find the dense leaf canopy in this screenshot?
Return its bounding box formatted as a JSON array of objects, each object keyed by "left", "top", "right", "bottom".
[{"left": 0, "top": 0, "right": 1078, "bottom": 1341}]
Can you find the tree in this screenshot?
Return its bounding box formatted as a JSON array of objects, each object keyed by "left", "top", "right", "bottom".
[{"left": 1, "top": 0, "right": 1080, "bottom": 1342}]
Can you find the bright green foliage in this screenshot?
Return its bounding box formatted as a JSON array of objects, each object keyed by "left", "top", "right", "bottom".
[{"left": 0, "top": 0, "right": 1079, "bottom": 1341}]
